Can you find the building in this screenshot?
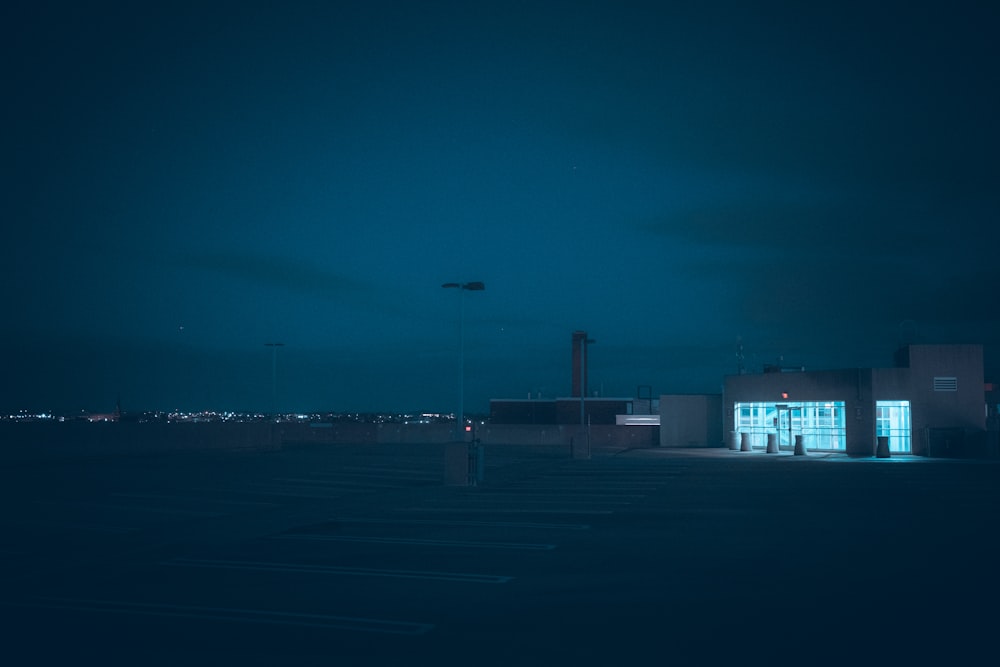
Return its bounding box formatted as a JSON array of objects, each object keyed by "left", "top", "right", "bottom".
[
  {"left": 490, "top": 329, "right": 645, "bottom": 427},
  {"left": 658, "top": 394, "right": 722, "bottom": 447},
  {"left": 722, "top": 344, "right": 987, "bottom": 457},
  {"left": 489, "top": 397, "right": 634, "bottom": 426}
]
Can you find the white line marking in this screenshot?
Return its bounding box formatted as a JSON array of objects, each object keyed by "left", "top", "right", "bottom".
[
  {"left": 72, "top": 523, "right": 138, "bottom": 533},
  {"left": 239, "top": 486, "right": 351, "bottom": 499},
  {"left": 508, "top": 485, "right": 659, "bottom": 493},
  {"left": 273, "top": 533, "right": 556, "bottom": 550},
  {"left": 12, "top": 597, "right": 433, "bottom": 635},
  {"left": 398, "top": 507, "right": 614, "bottom": 515},
  {"left": 0, "top": 547, "right": 31, "bottom": 556},
  {"left": 271, "top": 477, "right": 352, "bottom": 485},
  {"left": 456, "top": 491, "right": 646, "bottom": 499},
  {"left": 542, "top": 472, "right": 678, "bottom": 477},
  {"left": 162, "top": 558, "right": 513, "bottom": 584},
  {"left": 334, "top": 518, "right": 591, "bottom": 530},
  {"left": 50, "top": 502, "right": 228, "bottom": 518},
  {"left": 110, "top": 493, "right": 280, "bottom": 508},
  {"left": 431, "top": 498, "right": 634, "bottom": 506},
  {"left": 269, "top": 477, "right": 419, "bottom": 490},
  {"left": 332, "top": 466, "right": 440, "bottom": 478}
]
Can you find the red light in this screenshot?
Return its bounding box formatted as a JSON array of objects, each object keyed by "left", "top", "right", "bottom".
[
  {"left": 781, "top": 392, "right": 788, "bottom": 399},
  {"left": 465, "top": 425, "right": 472, "bottom": 432}
]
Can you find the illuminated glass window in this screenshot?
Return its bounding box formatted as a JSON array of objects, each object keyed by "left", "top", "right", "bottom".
[
  {"left": 876, "top": 400, "right": 911, "bottom": 453},
  {"left": 734, "top": 401, "right": 846, "bottom": 451}
]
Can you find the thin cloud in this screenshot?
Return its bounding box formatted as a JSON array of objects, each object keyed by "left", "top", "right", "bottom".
[
  {"left": 178, "top": 252, "right": 372, "bottom": 300},
  {"left": 638, "top": 200, "right": 935, "bottom": 255}
]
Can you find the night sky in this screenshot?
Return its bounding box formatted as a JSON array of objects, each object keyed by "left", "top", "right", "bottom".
[{"left": 5, "top": 1, "right": 999, "bottom": 415}]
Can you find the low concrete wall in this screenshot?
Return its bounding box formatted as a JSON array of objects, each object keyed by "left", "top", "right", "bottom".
[
  {"left": 479, "top": 424, "right": 659, "bottom": 449},
  {"left": 479, "top": 424, "right": 571, "bottom": 446},
  {"left": 0, "top": 421, "right": 281, "bottom": 464},
  {"left": 277, "top": 422, "right": 378, "bottom": 445},
  {"left": 376, "top": 423, "right": 455, "bottom": 444},
  {"left": 0, "top": 421, "right": 661, "bottom": 464},
  {"left": 279, "top": 423, "right": 456, "bottom": 445}
]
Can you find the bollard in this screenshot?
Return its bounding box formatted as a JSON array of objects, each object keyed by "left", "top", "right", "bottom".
[
  {"left": 740, "top": 432, "right": 752, "bottom": 452},
  {"left": 766, "top": 433, "right": 778, "bottom": 453},
  {"left": 876, "top": 435, "right": 890, "bottom": 458},
  {"left": 794, "top": 434, "right": 806, "bottom": 456},
  {"left": 470, "top": 441, "right": 485, "bottom": 485},
  {"left": 729, "top": 431, "right": 740, "bottom": 451},
  {"left": 444, "top": 442, "right": 470, "bottom": 485}
]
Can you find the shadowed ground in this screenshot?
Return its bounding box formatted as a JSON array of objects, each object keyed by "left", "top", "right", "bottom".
[{"left": 1, "top": 443, "right": 997, "bottom": 666}]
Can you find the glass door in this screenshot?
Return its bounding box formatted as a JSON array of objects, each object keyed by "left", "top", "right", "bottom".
[
  {"left": 775, "top": 405, "right": 801, "bottom": 450},
  {"left": 876, "top": 401, "right": 911, "bottom": 453}
]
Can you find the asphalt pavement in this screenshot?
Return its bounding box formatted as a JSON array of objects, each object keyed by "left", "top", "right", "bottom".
[{"left": 1, "top": 443, "right": 998, "bottom": 666}]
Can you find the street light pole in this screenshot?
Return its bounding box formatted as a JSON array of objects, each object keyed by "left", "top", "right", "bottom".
[
  {"left": 264, "top": 342, "right": 284, "bottom": 418},
  {"left": 442, "top": 281, "right": 485, "bottom": 440},
  {"left": 583, "top": 336, "right": 595, "bottom": 399},
  {"left": 579, "top": 335, "right": 595, "bottom": 427}
]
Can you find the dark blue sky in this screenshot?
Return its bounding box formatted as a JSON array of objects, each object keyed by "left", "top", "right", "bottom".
[{"left": 4, "top": 1, "right": 999, "bottom": 414}]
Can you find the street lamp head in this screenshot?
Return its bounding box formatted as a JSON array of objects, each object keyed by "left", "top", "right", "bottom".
[{"left": 442, "top": 281, "right": 485, "bottom": 291}]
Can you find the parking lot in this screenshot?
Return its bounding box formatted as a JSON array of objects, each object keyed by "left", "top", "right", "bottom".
[{"left": 2, "top": 443, "right": 999, "bottom": 666}]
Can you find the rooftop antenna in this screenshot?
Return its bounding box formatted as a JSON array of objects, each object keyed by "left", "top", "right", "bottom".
[{"left": 736, "top": 336, "right": 745, "bottom": 375}]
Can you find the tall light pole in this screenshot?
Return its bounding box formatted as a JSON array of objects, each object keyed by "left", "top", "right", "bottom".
[
  {"left": 264, "top": 342, "right": 284, "bottom": 418},
  {"left": 583, "top": 335, "right": 595, "bottom": 399},
  {"left": 442, "top": 281, "right": 485, "bottom": 440},
  {"left": 582, "top": 335, "right": 595, "bottom": 427}
]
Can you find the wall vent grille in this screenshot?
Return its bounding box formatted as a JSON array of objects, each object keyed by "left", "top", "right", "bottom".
[{"left": 933, "top": 376, "right": 958, "bottom": 392}]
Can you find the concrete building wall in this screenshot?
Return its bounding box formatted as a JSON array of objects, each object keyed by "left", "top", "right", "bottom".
[
  {"left": 659, "top": 394, "right": 722, "bottom": 447},
  {"left": 724, "top": 367, "right": 943, "bottom": 456},
  {"left": 490, "top": 399, "right": 558, "bottom": 424},
  {"left": 724, "top": 368, "right": 878, "bottom": 456},
  {"left": 723, "top": 345, "right": 988, "bottom": 457},
  {"left": 554, "top": 398, "right": 632, "bottom": 425},
  {"left": 491, "top": 398, "right": 632, "bottom": 426},
  {"left": 905, "top": 344, "right": 985, "bottom": 433}
]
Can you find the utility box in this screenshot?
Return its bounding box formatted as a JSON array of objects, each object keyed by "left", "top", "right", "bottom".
[
  {"left": 444, "top": 442, "right": 469, "bottom": 485},
  {"left": 444, "top": 441, "right": 485, "bottom": 486}
]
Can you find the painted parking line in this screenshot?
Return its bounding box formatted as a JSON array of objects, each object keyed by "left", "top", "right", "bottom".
[
  {"left": 70, "top": 523, "right": 138, "bottom": 533},
  {"left": 10, "top": 597, "right": 433, "bottom": 635},
  {"left": 333, "top": 518, "right": 591, "bottom": 530},
  {"left": 5, "top": 517, "right": 137, "bottom": 534},
  {"left": 268, "top": 477, "right": 420, "bottom": 490},
  {"left": 33, "top": 500, "right": 226, "bottom": 518},
  {"left": 110, "top": 493, "right": 280, "bottom": 508},
  {"left": 455, "top": 490, "right": 647, "bottom": 500},
  {"left": 272, "top": 533, "right": 556, "bottom": 550},
  {"left": 238, "top": 484, "right": 352, "bottom": 499},
  {"left": 162, "top": 558, "right": 514, "bottom": 584},
  {"left": 0, "top": 547, "right": 31, "bottom": 556},
  {"left": 541, "top": 469, "right": 681, "bottom": 476},
  {"left": 506, "top": 484, "right": 659, "bottom": 493},
  {"left": 283, "top": 471, "right": 439, "bottom": 483},
  {"left": 429, "top": 497, "right": 634, "bottom": 506},
  {"left": 333, "top": 466, "right": 441, "bottom": 478},
  {"left": 398, "top": 507, "right": 614, "bottom": 515}
]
